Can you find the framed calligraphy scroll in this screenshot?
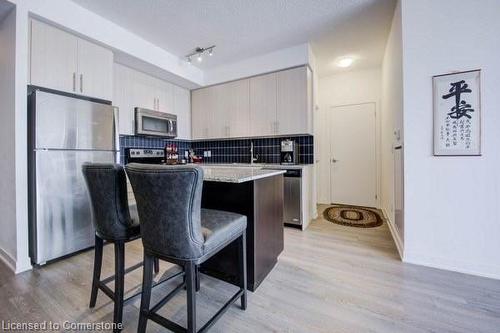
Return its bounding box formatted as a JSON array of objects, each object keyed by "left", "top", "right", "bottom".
[{"left": 433, "top": 69, "right": 481, "bottom": 156}]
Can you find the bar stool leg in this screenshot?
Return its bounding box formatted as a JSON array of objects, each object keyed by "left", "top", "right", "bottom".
[
  {"left": 195, "top": 265, "right": 200, "bottom": 292},
  {"left": 154, "top": 258, "right": 160, "bottom": 274},
  {"left": 89, "top": 235, "right": 103, "bottom": 308},
  {"left": 238, "top": 233, "right": 247, "bottom": 310},
  {"left": 186, "top": 262, "right": 197, "bottom": 333},
  {"left": 113, "top": 241, "right": 125, "bottom": 332},
  {"left": 138, "top": 254, "right": 154, "bottom": 333}
]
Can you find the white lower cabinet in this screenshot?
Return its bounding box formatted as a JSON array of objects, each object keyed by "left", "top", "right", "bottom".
[{"left": 113, "top": 64, "right": 191, "bottom": 139}]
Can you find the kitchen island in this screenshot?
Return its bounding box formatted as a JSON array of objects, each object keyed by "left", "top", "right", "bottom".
[{"left": 199, "top": 166, "right": 285, "bottom": 291}]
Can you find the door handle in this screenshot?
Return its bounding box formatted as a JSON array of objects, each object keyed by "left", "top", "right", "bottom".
[
  {"left": 72, "top": 72, "right": 76, "bottom": 92},
  {"left": 79, "top": 74, "right": 83, "bottom": 93}
]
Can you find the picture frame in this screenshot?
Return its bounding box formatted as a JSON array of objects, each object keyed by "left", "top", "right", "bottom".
[{"left": 433, "top": 69, "right": 481, "bottom": 156}]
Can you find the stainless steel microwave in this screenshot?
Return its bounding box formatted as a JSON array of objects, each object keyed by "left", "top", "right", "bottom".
[{"left": 135, "top": 107, "right": 177, "bottom": 138}]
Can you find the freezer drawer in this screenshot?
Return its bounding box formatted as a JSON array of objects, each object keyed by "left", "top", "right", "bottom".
[
  {"left": 284, "top": 176, "right": 302, "bottom": 225},
  {"left": 31, "top": 150, "right": 116, "bottom": 264}
]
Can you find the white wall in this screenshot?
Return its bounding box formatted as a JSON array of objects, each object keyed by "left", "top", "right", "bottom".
[
  {"left": 316, "top": 68, "right": 381, "bottom": 204},
  {"left": 380, "top": 1, "right": 403, "bottom": 251},
  {"left": 204, "top": 43, "right": 310, "bottom": 85},
  {"left": 401, "top": 0, "right": 500, "bottom": 279},
  {"left": 0, "top": 5, "right": 17, "bottom": 270}
]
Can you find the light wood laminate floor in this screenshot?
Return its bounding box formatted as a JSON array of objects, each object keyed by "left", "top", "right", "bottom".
[{"left": 1, "top": 205, "right": 499, "bottom": 332}]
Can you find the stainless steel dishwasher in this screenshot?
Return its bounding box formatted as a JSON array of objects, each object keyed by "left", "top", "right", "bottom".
[{"left": 283, "top": 169, "right": 302, "bottom": 227}]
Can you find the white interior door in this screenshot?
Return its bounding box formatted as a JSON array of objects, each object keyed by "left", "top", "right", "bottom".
[{"left": 330, "top": 103, "right": 377, "bottom": 207}]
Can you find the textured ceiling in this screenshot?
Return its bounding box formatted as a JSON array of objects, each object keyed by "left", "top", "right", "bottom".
[{"left": 71, "top": 0, "right": 395, "bottom": 76}]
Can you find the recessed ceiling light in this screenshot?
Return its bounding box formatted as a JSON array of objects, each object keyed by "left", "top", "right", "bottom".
[{"left": 337, "top": 57, "right": 354, "bottom": 68}]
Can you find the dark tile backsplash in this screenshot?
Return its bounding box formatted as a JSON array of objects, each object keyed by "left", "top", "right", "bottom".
[{"left": 120, "top": 135, "right": 314, "bottom": 165}]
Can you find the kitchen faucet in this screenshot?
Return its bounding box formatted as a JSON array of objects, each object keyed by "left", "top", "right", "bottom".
[{"left": 250, "top": 141, "right": 259, "bottom": 164}]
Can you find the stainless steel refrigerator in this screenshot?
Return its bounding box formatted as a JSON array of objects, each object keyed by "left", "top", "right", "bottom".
[{"left": 28, "top": 88, "right": 119, "bottom": 265}]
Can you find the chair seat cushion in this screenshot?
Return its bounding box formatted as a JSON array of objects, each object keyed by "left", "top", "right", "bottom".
[{"left": 201, "top": 209, "right": 247, "bottom": 255}]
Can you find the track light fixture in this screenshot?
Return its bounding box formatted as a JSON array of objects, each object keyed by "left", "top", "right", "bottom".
[{"left": 185, "top": 45, "right": 216, "bottom": 64}]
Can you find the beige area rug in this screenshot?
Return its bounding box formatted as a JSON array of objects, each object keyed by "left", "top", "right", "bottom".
[{"left": 323, "top": 204, "right": 384, "bottom": 228}]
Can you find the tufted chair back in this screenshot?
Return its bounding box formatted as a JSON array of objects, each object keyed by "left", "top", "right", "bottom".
[
  {"left": 125, "top": 163, "right": 205, "bottom": 260},
  {"left": 82, "top": 163, "right": 134, "bottom": 241}
]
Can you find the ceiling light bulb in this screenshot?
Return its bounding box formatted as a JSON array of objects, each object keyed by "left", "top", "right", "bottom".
[
  {"left": 337, "top": 57, "right": 354, "bottom": 68},
  {"left": 197, "top": 54, "right": 203, "bottom": 62},
  {"left": 208, "top": 48, "right": 213, "bottom": 56}
]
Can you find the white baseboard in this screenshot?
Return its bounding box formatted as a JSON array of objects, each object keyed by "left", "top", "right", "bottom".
[
  {"left": 381, "top": 208, "right": 404, "bottom": 260},
  {"left": 405, "top": 251, "right": 500, "bottom": 281},
  {"left": 15, "top": 256, "right": 32, "bottom": 274},
  {"left": 0, "top": 248, "right": 32, "bottom": 274},
  {"left": 0, "top": 247, "right": 16, "bottom": 272}
]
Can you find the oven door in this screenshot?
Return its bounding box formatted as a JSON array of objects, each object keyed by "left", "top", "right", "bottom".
[{"left": 135, "top": 108, "right": 177, "bottom": 138}]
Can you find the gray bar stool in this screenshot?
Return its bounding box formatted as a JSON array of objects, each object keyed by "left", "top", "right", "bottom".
[
  {"left": 82, "top": 163, "right": 166, "bottom": 332},
  {"left": 126, "top": 163, "right": 247, "bottom": 333}
]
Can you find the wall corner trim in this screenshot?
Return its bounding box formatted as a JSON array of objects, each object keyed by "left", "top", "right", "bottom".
[{"left": 381, "top": 208, "right": 404, "bottom": 260}]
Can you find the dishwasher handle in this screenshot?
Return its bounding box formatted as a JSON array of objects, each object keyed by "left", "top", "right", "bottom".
[{"left": 284, "top": 169, "right": 302, "bottom": 177}]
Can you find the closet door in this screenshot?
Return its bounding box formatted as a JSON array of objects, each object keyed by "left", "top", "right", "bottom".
[{"left": 30, "top": 19, "right": 78, "bottom": 94}]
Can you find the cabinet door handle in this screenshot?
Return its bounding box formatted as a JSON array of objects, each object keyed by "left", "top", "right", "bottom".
[
  {"left": 72, "top": 73, "right": 76, "bottom": 92},
  {"left": 157, "top": 97, "right": 160, "bottom": 110},
  {"left": 79, "top": 74, "right": 83, "bottom": 93}
]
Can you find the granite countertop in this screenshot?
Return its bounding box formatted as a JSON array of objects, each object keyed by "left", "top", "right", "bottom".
[
  {"left": 199, "top": 163, "right": 313, "bottom": 170},
  {"left": 199, "top": 165, "right": 286, "bottom": 183}
]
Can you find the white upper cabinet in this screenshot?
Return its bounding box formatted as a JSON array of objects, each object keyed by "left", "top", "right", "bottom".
[
  {"left": 222, "top": 79, "right": 250, "bottom": 138},
  {"left": 113, "top": 64, "right": 192, "bottom": 139},
  {"left": 77, "top": 38, "right": 113, "bottom": 100},
  {"left": 250, "top": 72, "right": 277, "bottom": 137},
  {"left": 173, "top": 85, "right": 191, "bottom": 140},
  {"left": 113, "top": 64, "right": 134, "bottom": 135},
  {"left": 276, "top": 66, "right": 312, "bottom": 135},
  {"left": 191, "top": 87, "right": 211, "bottom": 140},
  {"left": 30, "top": 19, "right": 113, "bottom": 101},
  {"left": 30, "top": 19, "right": 78, "bottom": 94},
  {"left": 133, "top": 71, "right": 157, "bottom": 111},
  {"left": 191, "top": 66, "right": 312, "bottom": 140}
]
